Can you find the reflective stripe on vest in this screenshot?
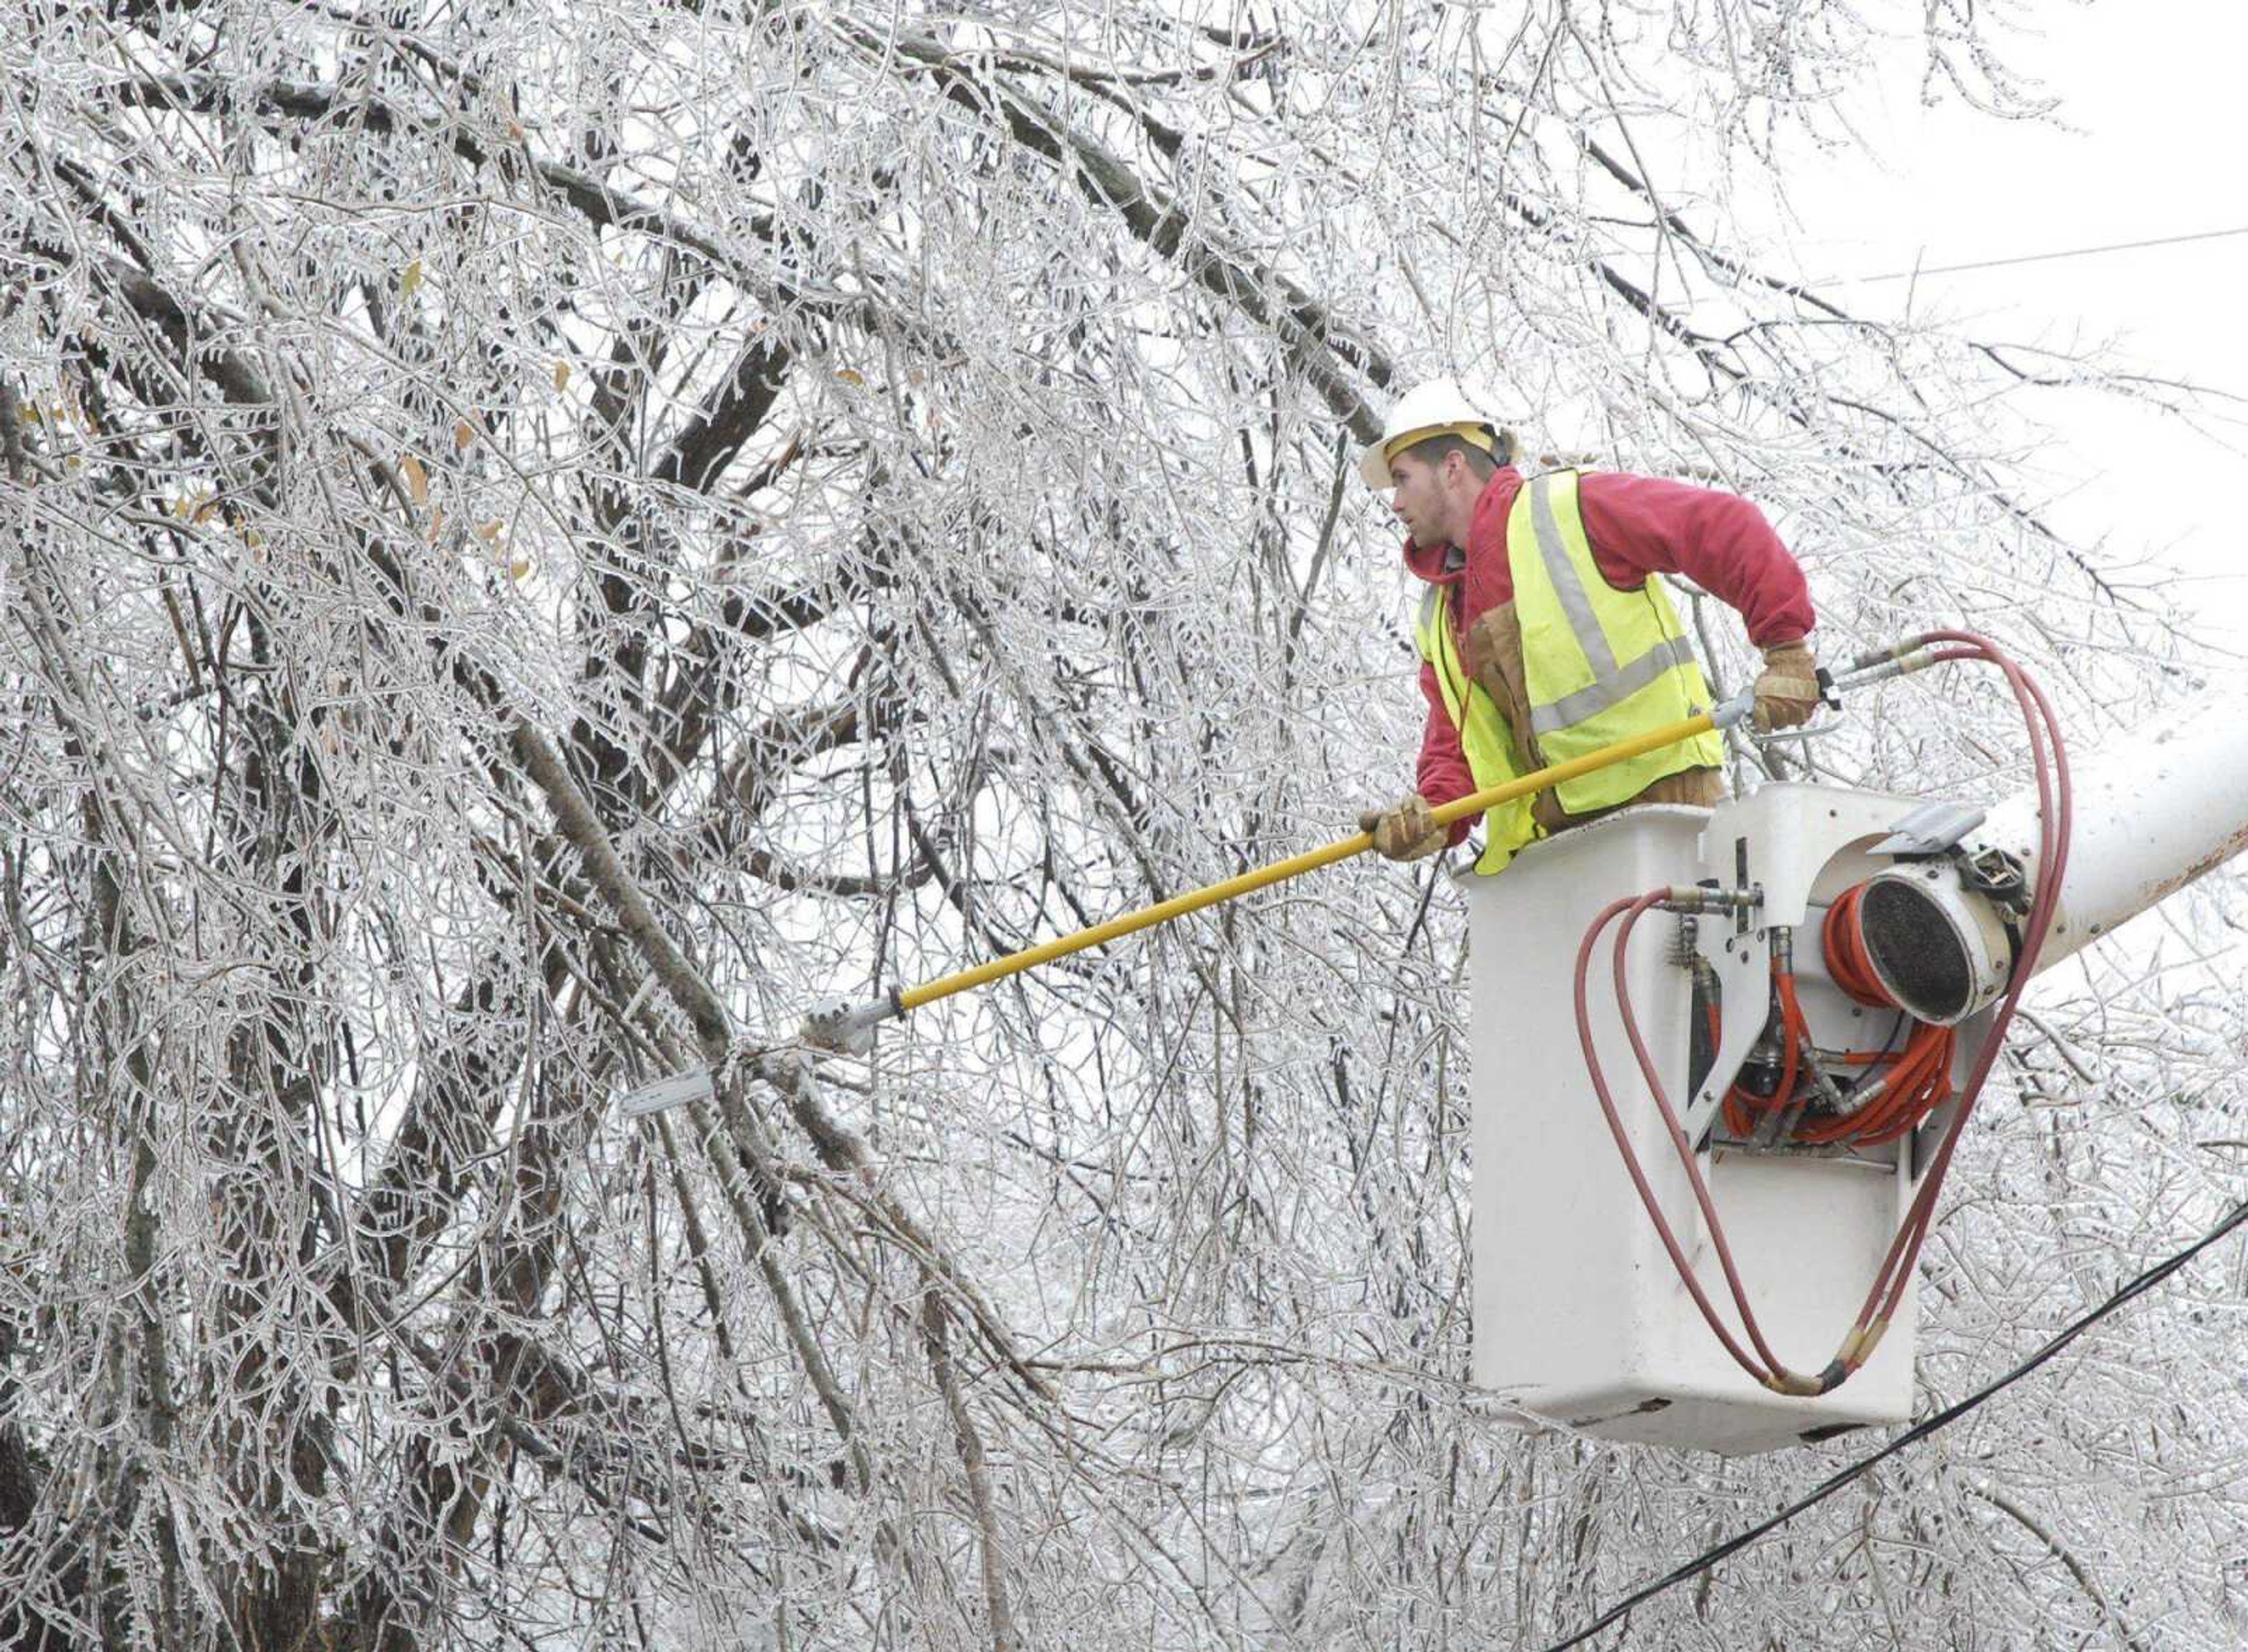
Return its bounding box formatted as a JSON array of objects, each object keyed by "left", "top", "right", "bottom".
[
  {"left": 1414, "top": 585, "right": 1538, "bottom": 876},
  {"left": 1411, "top": 470, "right": 1726, "bottom": 872},
  {"left": 1509, "top": 469, "right": 1725, "bottom": 814}
]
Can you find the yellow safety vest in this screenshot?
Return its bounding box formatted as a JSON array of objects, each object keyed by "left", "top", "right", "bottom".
[{"left": 1415, "top": 469, "right": 1726, "bottom": 876}]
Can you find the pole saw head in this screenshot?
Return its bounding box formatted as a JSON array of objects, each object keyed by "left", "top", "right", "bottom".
[{"left": 800, "top": 990, "right": 902, "bottom": 1055}]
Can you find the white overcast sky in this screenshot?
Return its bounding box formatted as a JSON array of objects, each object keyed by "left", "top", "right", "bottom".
[{"left": 1765, "top": 0, "right": 2248, "bottom": 649}]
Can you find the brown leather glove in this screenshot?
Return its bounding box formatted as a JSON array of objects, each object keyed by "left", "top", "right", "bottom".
[
  {"left": 1751, "top": 640, "right": 1822, "bottom": 733},
  {"left": 1357, "top": 794, "right": 1448, "bottom": 862}
]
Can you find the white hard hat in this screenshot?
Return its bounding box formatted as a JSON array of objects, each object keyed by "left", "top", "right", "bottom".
[{"left": 1357, "top": 378, "right": 1503, "bottom": 488}]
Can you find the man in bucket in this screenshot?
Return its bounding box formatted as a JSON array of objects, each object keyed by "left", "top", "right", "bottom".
[{"left": 1359, "top": 380, "right": 1821, "bottom": 873}]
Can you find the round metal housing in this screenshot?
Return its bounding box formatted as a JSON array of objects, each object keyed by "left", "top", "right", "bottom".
[{"left": 1852, "top": 861, "right": 2015, "bottom": 1026}]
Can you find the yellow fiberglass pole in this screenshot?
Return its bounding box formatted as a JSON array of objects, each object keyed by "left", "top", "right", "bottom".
[{"left": 889, "top": 702, "right": 1740, "bottom": 1018}]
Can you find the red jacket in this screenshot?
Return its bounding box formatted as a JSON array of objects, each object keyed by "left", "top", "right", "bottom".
[{"left": 1407, "top": 468, "right": 1815, "bottom": 839}]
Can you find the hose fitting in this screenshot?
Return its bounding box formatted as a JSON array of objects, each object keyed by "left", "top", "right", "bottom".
[
  {"left": 1846, "top": 639, "right": 1917, "bottom": 674},
  {"left": 1836, "top": 643, "right": 1937, "bottom": 691},
  {"left": 1794, "top": 1031, "right": 1851, "bottom": 1113},
  {"left": 1660, "top": 885, "right": 1760, "bottom": 916}
]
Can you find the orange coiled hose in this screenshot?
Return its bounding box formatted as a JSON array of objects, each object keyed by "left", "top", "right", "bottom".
[{"left": 1797, "top": 883, "right": 1955, "bottom": 1147}]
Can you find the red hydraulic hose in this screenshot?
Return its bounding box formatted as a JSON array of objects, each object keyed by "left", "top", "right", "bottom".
[
  {"left": 1575, "top": 894, "right": 1791, "bottom": 1387},
  {"left": 1577, "top": 892, "right": 1849, "bottom": 1393},
  {"left": 1845, "top": 633, "right": 2071, "bottom": 1350}
]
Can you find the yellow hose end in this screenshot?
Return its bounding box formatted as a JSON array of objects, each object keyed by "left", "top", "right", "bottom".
[
  {"left": 1838, "top": 1317, "right": 1891, "bottom": 1369},
  {"left": 1762, "top": 1370, "right": 1825, "bottom": 1398}
]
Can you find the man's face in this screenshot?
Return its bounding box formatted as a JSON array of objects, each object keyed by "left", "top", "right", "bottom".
[{"left": 1386, "top": 450, "right": 1454, "bottom": 548}]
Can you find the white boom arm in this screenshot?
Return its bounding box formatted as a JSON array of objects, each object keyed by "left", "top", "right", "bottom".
[{"left": 1858, "top": 688, "right": 2248, "bottom": 1022}]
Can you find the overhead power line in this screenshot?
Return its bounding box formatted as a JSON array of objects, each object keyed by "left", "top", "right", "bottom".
[
  {"left": 1830, "top": 224, "right": 2248, "bottom": 285},
  {"left": 1541, "top": 1194, "right": 2248, "bottom": 1651}
]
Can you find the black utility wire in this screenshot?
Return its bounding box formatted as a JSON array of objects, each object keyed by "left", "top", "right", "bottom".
[{"left": 1542, "top": 1195, "right": 2248, "bottom": 1651}]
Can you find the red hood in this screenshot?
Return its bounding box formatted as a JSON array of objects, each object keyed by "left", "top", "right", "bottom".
[{"left": 1400, "top": 467, "right": 1523, "bottom": 587}]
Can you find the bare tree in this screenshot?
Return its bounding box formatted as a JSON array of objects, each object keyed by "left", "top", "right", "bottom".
[{"left": 2, "top": 1, "right": 2244, "bottom": 1647}]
